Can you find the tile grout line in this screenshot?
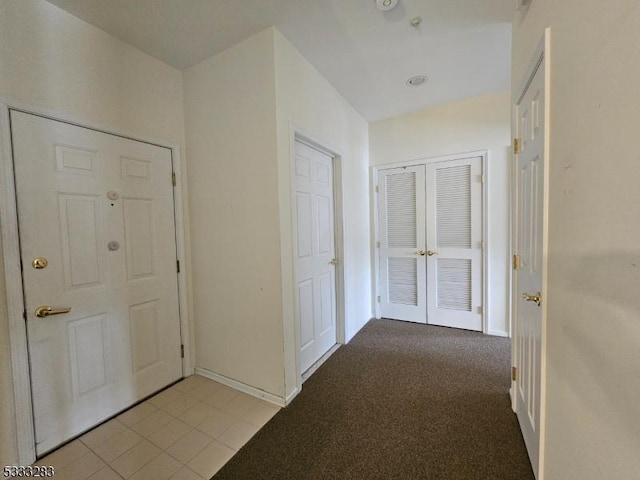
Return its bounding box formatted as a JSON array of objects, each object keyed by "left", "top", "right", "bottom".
[{"left": 36, "top": 376, "right": 280, "bottom": 480}]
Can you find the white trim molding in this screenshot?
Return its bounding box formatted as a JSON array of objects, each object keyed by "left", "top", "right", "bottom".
[
  {"left": 0, "top": 100, "right": 193, "bottom": 463},
  {"left": 0, "top": 103, "right": 36, "bottom": 465}
]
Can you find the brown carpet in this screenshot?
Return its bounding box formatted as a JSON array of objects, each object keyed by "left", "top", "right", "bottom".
[{"left": 213, "top": 319, "right": 535, "bottom": 480}]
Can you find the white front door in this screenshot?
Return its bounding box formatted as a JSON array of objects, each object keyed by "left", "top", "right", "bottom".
[
  {"left": 378, "top": 166, "right": 427, "bottom": 323},
  {"left": 11, "top": 111, "right": 183, "bottom": 456},
  {"left": 514, "top": 58, "right": 545, "bottom": 477},
  {"left": 293, "top": 140, "right": 337, "bottom": 374},
  {"left": 426, "top": 157, "right": 483, "bottom": 331}
]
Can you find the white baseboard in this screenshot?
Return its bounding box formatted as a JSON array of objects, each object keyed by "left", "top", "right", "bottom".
[
  {"left": 194, "top": 367, "right": 285, "bottom": 408},
  {"left": 487, "top": 329, "right": 510, "bottom": 338},
  {"left": 285, "top": 386, "right": 301, "bottom": 406}
]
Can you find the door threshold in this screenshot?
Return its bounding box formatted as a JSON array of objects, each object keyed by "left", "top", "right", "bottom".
[{"left": 302, "top": 344, "right": 341, "bottom": 383}]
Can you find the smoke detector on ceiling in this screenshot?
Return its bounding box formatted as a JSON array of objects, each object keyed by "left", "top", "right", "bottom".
[{"left": 376, "top": 0, "right": 399, "bottom": 11}]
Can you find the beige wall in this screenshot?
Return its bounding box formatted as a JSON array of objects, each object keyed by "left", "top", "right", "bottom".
[
  {"left": 0, "top": 0, "right": 186, "bottom": 465},
  {"left": 184, "top": 28, "right": 371, "bottom": 402},
  {"left": 513, "top": 2, "right": 640, "bottom": 478},
  {"left": 369, "top": 92, "right": 512, "bottom": 335},
  {"left": 273, "top": 30, "right": 371, "bottom": 399},
  {"left": 183, "top": 29, "right": 283, "bottom": 397}
]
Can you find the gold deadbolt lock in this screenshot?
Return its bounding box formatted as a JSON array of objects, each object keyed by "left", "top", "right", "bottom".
[{"left": 32, "top": 258, "right": 48, "bottom": 269}]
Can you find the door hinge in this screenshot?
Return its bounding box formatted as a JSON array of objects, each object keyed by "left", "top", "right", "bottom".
[
  {"left": 180, "top": 344, "right": 185, "bottom": 358},
  {"left": 513, "top": 138, "right": 521, "bottom": 154},
  {"left": 176, "top": 260, "right": 180, "bottom": 273},
  {"left": 376, "top": 241, "right": 380, "bottom": 248},
  {"left": 513, "top": 254, "right": 521, "bottom": 270},
  {"left": 512, "top": 366, "right": 517, "bottom": 382},
  {"left": 171, "top": 172, "right": 177, "bottom": 186},
  {"left": 375, "top": 185, "right": 379, "bottom": 193}
]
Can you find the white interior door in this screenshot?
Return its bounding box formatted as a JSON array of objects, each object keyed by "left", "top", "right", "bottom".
[
  {"left": 426, "top": 157, "right": 483, "bottom": 331},
  {"left": 293, "top": 140, "right": 337, "bottom": 375},
  {"left": 11, "top": 111, "right": 183, "bottom": 456},
  {"left": 514, "top": 59, "right": 545, "bottom": 477},
  {"left": 378, "top": 166, "right": 427, "bottom": 323}
]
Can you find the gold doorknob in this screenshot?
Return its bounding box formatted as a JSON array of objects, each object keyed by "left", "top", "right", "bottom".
[
  {"left": 329, "top": 258, "right": 338, "bottom": 266},
  {"left": 522, "top": 292, "right": 541, "bottom": 306},
  {"left": 416, "top": 250, "right": 426, "bottom": 256},
  {"left": 35, "top": 306, "right": 72, "bottom": 318},
  {"left": 427, "top": 250, "right": 438, "bottom": 256},
  {"left": 32, "top": 257, "right": 48, "bottom": 269}
]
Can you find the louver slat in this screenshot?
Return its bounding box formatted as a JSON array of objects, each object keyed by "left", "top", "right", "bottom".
[
  {"left": 437, "top": 259, "right": 472, "bottom": 311},
  {"left": 388, "top": 258, "right": 418, "bottom": 305},
  {"left": 436, "top": 165, "right": 471, "bottom": 249},
  {"left": 386, "top": 172, "right": 417, "bottom": 248}
]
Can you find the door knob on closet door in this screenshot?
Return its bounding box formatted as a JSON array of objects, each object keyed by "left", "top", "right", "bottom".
[
  {"left": 427, "top": 250, "right": 438, "bottom": 256},
  {"left": 416, "top": 250, "right": 426, "bottom": 256},
  {"left": 329, "top": 258, "right": 338, "bottom": 266}
]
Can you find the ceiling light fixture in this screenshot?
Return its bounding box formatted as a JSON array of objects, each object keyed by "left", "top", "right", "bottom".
[
  {"left": 406, "top": 75, "right": 428, "bottom": 87},
  {"left": 376, "top": 0, "right": 399, "bottom": 11}
]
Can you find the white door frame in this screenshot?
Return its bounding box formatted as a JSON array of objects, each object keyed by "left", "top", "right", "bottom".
[
  {"left": 0, "top": 100, "right": 194, "bottom": 465},
  {"left": 371, "top": 151, "right": 489, "bottom": 332},
  {"left": 288, "top": 127, "right": 346, "bottom": 398},
  {"left": 510, "top": 28, "right": 551, "bottom": 479}
]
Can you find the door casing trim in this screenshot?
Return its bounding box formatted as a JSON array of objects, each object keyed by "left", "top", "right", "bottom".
[
  {"left": 0, "top": 98, "right": 194, "bottom": 464},
  {"left": 371, "top": 150, "right": 489, "bottom": 333}
]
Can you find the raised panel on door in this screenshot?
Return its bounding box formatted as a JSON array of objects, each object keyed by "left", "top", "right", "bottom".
[
  {"left": 130, "top": 300, "right": 161, "bottom": 375},
  {"left": 378, "top": 166, "right": 427, "bottom": 323},
  {"left": 293, "top": 140, "right": 337, "bottom": 375},
  {"left": 123, "top": 198, "right": 156, "bottom": 280},
  {"left": 10, "top": 110, "right": 182, "bottom": 455},
  {"left": 58, "top": 194, "right": 106, "bottom": 290},
  {"left": 426, "top": 158, "right": 482, "bottom": 331}
]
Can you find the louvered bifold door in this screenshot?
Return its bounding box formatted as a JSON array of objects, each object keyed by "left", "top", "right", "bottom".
[
  {"left": 378, "top": 166, "right": 427, "bottom": 323},
  {"left": 426, "top": 157, "right": 483, "bottom": 331}
]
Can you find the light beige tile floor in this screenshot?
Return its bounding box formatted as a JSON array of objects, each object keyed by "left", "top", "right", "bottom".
[{"left": 35, "top": 375, "right": 280, "bottom": 479}]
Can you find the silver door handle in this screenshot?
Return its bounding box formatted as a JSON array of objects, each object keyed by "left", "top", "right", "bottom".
[{"left": 35, "top": 306, "right": 72, "bottom": 318}]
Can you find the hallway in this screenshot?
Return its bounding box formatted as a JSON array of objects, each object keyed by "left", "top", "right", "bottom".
[{"left": 215, "top": 319, "right": 534, "bottom": 479}]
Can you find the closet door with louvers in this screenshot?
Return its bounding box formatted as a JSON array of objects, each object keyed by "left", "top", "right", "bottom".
[
  {"left": 426, "top": 157, "right": 483, "bottom": 331},
  {"left": 379, "top": 166, "right": 427, "bottom": 323}
]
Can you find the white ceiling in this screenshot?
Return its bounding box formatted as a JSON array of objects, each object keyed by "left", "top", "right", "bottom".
[{"left": 45, "top": 0, "right": 513, "bottom": 122}]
